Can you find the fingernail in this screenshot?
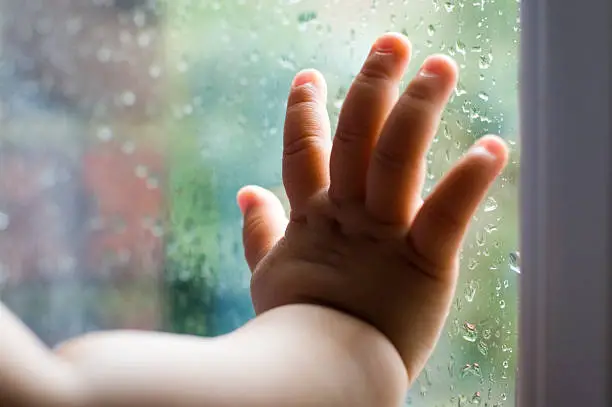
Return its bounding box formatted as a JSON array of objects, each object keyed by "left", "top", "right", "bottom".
[
  {"left": 374, "top": 35, "right": 397, "bottom": 54},
  {"left": 418, "top": 63, "right": 441, "bottom": 78},
  {"left": 468, "top": 145, "right": 497, "bottom": 161},
  {"left": 418, "top": 56, "right": 452, "bottom": 78},
  {"left": 237, "top": 193, "right": 251, "bottom": 215},
  {"left": 418, "top": 67, "right": 439, "bottom": 78},
  {"left": 292, "top": 70, "right": 317, "bottom": 88}
]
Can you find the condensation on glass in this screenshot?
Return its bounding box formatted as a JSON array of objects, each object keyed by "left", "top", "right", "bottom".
[{"left": 0, "top": 0, "right": 519, "bottom": 405}]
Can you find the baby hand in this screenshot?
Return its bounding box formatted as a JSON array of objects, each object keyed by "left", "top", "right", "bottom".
[{"left": 238, "top": 32, "right": 508, "bottom": 382}]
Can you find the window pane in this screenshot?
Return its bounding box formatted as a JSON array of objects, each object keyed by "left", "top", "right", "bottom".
[{"left": 0, "top": 0, "right": 519, "bottom": 405}]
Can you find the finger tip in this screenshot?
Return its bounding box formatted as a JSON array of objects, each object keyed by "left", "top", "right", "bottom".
[
  {"left": 477, "top": 135, "right": 509, "bottom": 160},
  {"left": 237, "top": 185, "right": 283, "bottom": 214},
  {"left": 420, "top": 54, "right": 459, "bottom": 81},
  {"left": 471, "top": 135, "right": 510, "bottom": 171},
  {"left": 292, "top": 69, "right": 328, "bottom": 101},
  {"left": 292, "top": 69, "right": 326, "bottom": 89},
  {"left": 374, "top": 32, "right": 412, "bottom": 58},
  {"left": 237, "top": 185, "right": 262, "bottom": 213}
]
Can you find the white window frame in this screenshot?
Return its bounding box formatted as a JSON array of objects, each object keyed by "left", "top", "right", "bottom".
[{"left": 519, "top": 0, "right": 612, "bottom": 405}]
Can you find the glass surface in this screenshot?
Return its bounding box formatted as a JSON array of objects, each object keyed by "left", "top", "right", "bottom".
[{"left": 0, "top": 0, "right": 519, "bottom": 405}]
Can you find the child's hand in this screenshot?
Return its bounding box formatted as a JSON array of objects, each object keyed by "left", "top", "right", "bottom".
[{"left": 238, "top": 32, "right": 508, "bottom": 382}]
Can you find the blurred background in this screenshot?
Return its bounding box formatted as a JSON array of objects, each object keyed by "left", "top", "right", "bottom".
[{"left": 0, "top": 0, "right": 519, "bottom": 406}]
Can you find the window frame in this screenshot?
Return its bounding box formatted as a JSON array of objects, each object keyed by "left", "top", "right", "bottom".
[{"left": 519, "top": 0, "right": 612, "bottom": 406}]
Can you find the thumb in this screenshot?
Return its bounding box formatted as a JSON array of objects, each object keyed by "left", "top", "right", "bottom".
[{"left": 237, "top": 185, "right": 289, "bottom": 272}]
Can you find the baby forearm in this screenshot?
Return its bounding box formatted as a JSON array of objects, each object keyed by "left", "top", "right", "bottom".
[
  {"left": 60, "top": 304, "right": 407, "bottom": 407},
  {"left": 1, "top": 302, "right": 406, "bottom": 407}
]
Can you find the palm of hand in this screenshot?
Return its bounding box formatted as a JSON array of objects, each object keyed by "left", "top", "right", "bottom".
[{"left": 239, "top": 33, "right": 507, "bottom": 381}]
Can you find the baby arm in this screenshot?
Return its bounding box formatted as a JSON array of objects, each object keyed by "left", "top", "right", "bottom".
[
  {"left": 50, "top": 305, "right": 405, "bottom": 407},
  {"left": 0, "top": 302, "right": 84, "bottom": 407}
]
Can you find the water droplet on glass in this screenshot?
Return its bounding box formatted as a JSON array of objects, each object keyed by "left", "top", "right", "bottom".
[
  {"left": 495, "top": 278, "right": 503, "bottom": 291},
  {"left": 135, "top": 165, "right": 148, "bottom": 178},
  {"left": 177, "top": 60, "right": 189, "bottom": 73},
  {"left": 133, "top": 10, "right": 147, "bottom": 27},
  {"left": 122, "top": 141, "right": 136, "bottom": 155},
  {"left": 482, "top": 329, "right": 492, "bottom": 340},
  {"left": 149, "top": 65, "right": 163, "bottom": 78},
  {"left": 476, "top": 230, "right": 486, "bottom": 246},
  {"left": 297, "top": 11, "right": 317, "bottom": 23},
  {"left": 478, "top": 91, "right": 489, "bottom": 101},
  {"left": 146, "top": 177, "right": 159, "bottom": 190},
  {"left": 137, "top": 33, "right": 152, "bottom": 48},
  {"left": 455, "top": 296, "right": 463, "bottom": 312},
  {"left": 464, "top": 280, "right": 477, "bottom": 302},
  {"left": 121, "top": 91, "right": 137, "bottom": 106},
  {"left": 97, "top": 47, "right": 112, "bottom": 62},
  {"left": 479, "top": 53, "right": 493, "bottom": 69},
  {"left": 461, "top": 363, "right": 482, "bottom": 378},
  {"left": 66, "top": 17, "right": 83, "bottom": 35},
  {"left": 427, "top": 24, "right": 436, "bottom": 36},
  {"left": 484, "top": 223, "right": 498, "bottom": 233},
  {"left": 471, "top": 391, "right": 482, "bottom": 404},
  {"left": 97, "top": 126, "right": 113, "bottom": 142},
  {"left": 278, "top": 55, "right": 297, "bottom": 70},
  {"left": 462, "top": 321, "right": 477, "bottom": 342},
  {"left": 478, "top": 340, "right": 488, "bottom": 356},
  {"left": 509, "top": 251, "right": 521, "bottom": 273},
  {"left": 484, "top": 196, "right": 498, "bottom": 212},
  {"left": 455, "top": 40, "right": 466, "bottom": 56},
  {"left": 443, "top": 124, "right": 452, "bottom": 139},
  {"left": 455, "top": 82, "right": 468, "bottom": 97},
  {"left": 444, "top": 148, "right": 451, "bottom": 162}
]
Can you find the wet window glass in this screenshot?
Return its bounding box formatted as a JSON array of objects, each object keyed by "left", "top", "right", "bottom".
[{"left": 0, "top": 0, "right": 519, "bottom": 405}]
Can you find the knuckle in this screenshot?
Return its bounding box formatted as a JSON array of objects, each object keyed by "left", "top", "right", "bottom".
[
  {"left": 420, "top": 203, "right": 464, "bottom": 235},
  {"left": 357, "top": 67, "right": 392, "bottom": 84},
  {"left": 288, "top": 85, "right": 319, "bottom": 106},
  {"left": 334, "top": 125, "right": 365, "bottom": 147},
  {"left": 284, "top": 97, "right": 327, "bottom": 158},
  {"left": 285, "top": 100, "right": 323, "bottom": 134},
  {"left": 357, "top": 53, "right": 396, "bottom": 83},
  {"left": 372, "top": 145, "right": 406, "bottom": 171},
  {"left": 283, "top": 133, "right": 324, "bottom": 158},
  {"left": 389, "top": 90, "right": 438, "bottom": 133},
  {"left": 402, "top": 80, "right": 439, "bottom": 109}
]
